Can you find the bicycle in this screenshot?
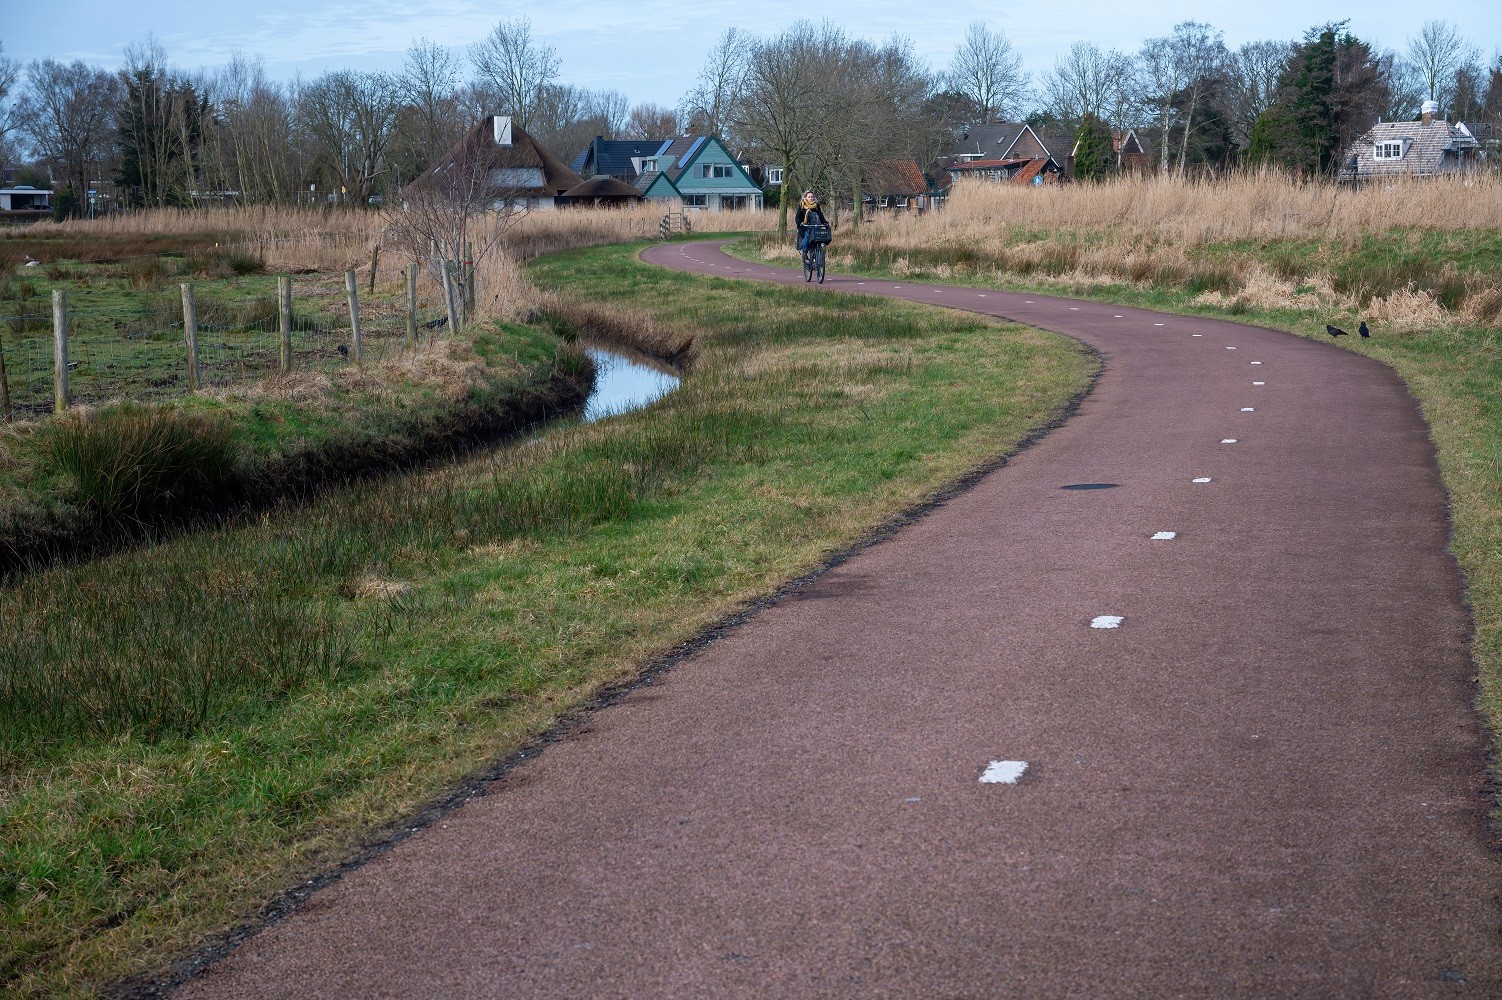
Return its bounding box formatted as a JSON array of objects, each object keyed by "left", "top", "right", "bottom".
[{"left": 800, "top": 222, "right": 830, "bottom": 284}]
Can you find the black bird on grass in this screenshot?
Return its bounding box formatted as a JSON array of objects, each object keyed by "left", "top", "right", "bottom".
[
  {"left": 422, "top": 316, "right": 448, "bottom": 330},
  {"left": 337, "top": 344, "right": 349, "bottom": 358},
  {"left": 1326, "top": 324, "right": 1348, "bottom": 338},
  {"left": 1359, "top": 321, "right": 1370, "bottom": 338}
]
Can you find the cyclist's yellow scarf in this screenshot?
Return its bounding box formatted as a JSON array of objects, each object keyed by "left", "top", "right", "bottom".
[{"left": 800, "top": 194, "right": 818, "bottom": 209}]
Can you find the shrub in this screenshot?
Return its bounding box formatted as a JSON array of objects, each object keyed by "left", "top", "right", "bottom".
[{"left": 35, "top": 404, "right": 240, "bottom": 521}]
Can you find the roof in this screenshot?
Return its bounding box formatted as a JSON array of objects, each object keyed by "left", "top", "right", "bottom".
[
  {"left": 412, "top": 117, "right": 584, "bottom": 199},
  {"left": 947, "top": 158, "right": 1032, "bottom": 171},
  {"left": 1014, "top": 159, "right": 1048, "bottom": 185},
  {"left": 864, "top": 160, "right": 928, "bottom": 196},
  {"left": 570, "top": 137, "right": 675, "bottom": 179},
  {"left": 1344, "top": 118, "right": 1483, "bottom": 178},
  {"left": 562, "top": 176, "right": 643, "bottom": 200},
  {"left": 949, "top": 124, "right": 1027, "bottom": 160}
]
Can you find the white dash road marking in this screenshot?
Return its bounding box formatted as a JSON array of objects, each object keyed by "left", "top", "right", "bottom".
[
  {"left": 1241, "top": 407, "right": 1255, "bottom": 411},
  {"left": 1221, "top": 438, "right": 1238, "bottom": 444},
  {"left": 1114, "top": 314, "right": 1123, "bottom": 318},
  {"left": 1026, "top": 300, "right": 1036, "bottom": 303},
  {"left": 1253, "top": 381, "right": 1266, "bottom": 385},
  {"left": 1226, "top": 346, "right": 1237, "bottom": 350},
  {"left": 1193, "top": 477, "right": 1212, "bottom": 483},
  {"left": 1091, "top": 615, "right": 1124, "bottom": 629},
  {"left": 1151, "top": 531, "right": 1177, "bottom": 540},
  {"left": 980, "top": 761, "right": 1029, "bottom": 784},
  {"left": 1154, "top": 322, "right": 1165, "bottom": 326},
  {"left": 1192, "top": 333, "right": 1204, "bottom": 337},
  {"left": 1251, "top": 361, "right": 1263, "bottom": 365},
  {"left": 1070, "top": 306, "right": 1080, "bottom": 310}
]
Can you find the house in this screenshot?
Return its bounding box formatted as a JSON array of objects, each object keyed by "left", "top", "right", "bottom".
[
  {"left": 0, "top": 186, "right": 53, "bottom": 211},
  {"left": 1113, "top": 130, "right": 1151, "bottom": 173},
  {"left": 629, "top": 135, "right": 763, "bottom": 210},
  {"left": 560, "top": 176, "right": 644, "bottom": 207},
  {"left": 1339, "top": 101, "right": 1483, "bottom": 182},
  {"left": 938, "top": 123, "right": 1072, "bottom": 189},
  {"left": 409, "top": 116, "right": 584, "bottom": 210},
  {"left": 862, "top": 160, "right": 931, "bottom": 212},
  {"left": 571, "top": 137, "right": 675, "bottom": 182}
]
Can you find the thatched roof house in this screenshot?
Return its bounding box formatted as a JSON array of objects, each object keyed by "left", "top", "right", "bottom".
[
  {"left": 408, "top": 116, "right": 584, "bottom": 209},
  {"left": 561, "top": 176, "right": 644, "bottom": 207}
]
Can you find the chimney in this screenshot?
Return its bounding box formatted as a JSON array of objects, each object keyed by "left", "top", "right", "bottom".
[
  {"left": 493, "top": 116, "right": 513, "bottom": 147},
  {"left": 1421, "top": 100, "right": 1439, "bottom": 126}
]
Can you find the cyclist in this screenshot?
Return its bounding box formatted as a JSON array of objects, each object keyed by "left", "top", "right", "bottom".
[
  {"left": 794, "top": 190, "right": 831, "bottom": 282},
  {"left": 794, "top": 190, "right": 829, "bottom": 253}
]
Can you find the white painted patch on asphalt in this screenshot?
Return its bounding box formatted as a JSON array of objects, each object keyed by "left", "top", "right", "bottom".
[
  {"left": 1253, "top": 381, "right": 1265, "bottom": 385},
  {"left": 1070, "top": 306, "right": 1080, "bottom": 310},
  {"left": 1026, "top": 300, "right": 1036, "bottom": 303},
  {"left": 1151, "top": 531, "right": 1177, "bottom": 540},
  {"left": 1251, "top": 361, "right": 1263, "bottom": 365},
  {"left": 1193, "top": 477, "right": 1212, "bottom": 483},
  {"left": 1241, "top": 407, "right": 1255, "bottom": 411},
  {"left": 1221, "top": 438, "right": 1238, "bottom": 444},
  {"left": 1226, "top": 346, "right": 1237, "bottom": 350},
  {"left": 980, "top": 761, "right": 1029, "bottom": 784},
  {"left": 1091, "top": 615, "right": 1124, "bottom": 629},
  {"left": 1154, "top": 322, "right": 1165, "bottom": 326},
  {"left": 1192, "top": 333, "right": 1203, "bottom": 337},
  {"left": 1114, "top": 314, "right": 1123, "bottom": 318}
]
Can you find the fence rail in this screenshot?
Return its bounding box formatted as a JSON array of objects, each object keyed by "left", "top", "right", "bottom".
[{"left": 0, "top": 257, "right": 476, "bottom": 420}]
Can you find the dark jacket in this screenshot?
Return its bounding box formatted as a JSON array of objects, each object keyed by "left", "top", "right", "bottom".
[{"left": 795, "top": 203, "right": 828, "bottom": 239}]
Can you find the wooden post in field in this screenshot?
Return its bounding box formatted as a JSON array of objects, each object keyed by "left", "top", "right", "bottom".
[
  {"left": 278, "top": 274, "right": 293, "bottom": 371},
  {"left": 406, "top": 262, "right": 418, "bottom": 350},
  {"left": 180, "top": 282, "right": 201, "bottom": 392},
  {"left": 345, "top": 269, "right": 362, "bottom": 365},
  {"left": 368, "top": 243, "right": 380, "bottom": 295},
  {"left": 0, "top": 341, "right": 10, "bottom": 423},
  {"left": 441, "top": 260, "right": 461, "bottom": 337},
  {"left": 463, "top": 242, "right": 475, "bottom": 316},
  {"left": 52, "top": 290, "right": 68, "bottom": 413}
]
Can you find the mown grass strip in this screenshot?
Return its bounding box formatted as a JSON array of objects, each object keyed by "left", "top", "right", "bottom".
[
  {"left": 732, "top": 232, "right": 1502, "bottom": 809},
  {"left": 1, "top": 240, "right": 1094, "bottom": 996}
]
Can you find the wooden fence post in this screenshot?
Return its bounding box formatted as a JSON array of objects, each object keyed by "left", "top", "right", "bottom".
[
  {"left": 52, "top": 289, "right": 68, "bottom": 413},
  {"left": 406, "top": 262, "right": 418, "bottom": 350},
  {"left": 441, "top": 260, "right": 461, "bottom": 338},
  {"left": 463, "top": 242, "right": 475, "bottom": 315},
  {"left": 0, "top": 339, "right": 10, "bottom": 423},
  {"left": 180, "top": 282, "right": 200, "bottom": 392},
  {"left": 278, "top": 274, "right": 293, "bottom": 371},
  {"left": 368, "top": 243, "right": 379, "bottom": 295},
  {"left": 345, "top": 269, "right": 362, "bottom": 365}
]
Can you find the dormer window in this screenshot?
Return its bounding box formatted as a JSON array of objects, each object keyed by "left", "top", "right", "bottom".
[
  {"left": 643, "top": 159, "right": 658, "bottom": 172},
  {"left": 1374, "top": 140, "right": 1406, "bottom": 160}
]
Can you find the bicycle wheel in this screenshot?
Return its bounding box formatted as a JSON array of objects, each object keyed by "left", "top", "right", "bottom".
[
  {"left": 802, "top": 249, "right": 813, "bottom": 281},
  {"left": 815, "top": 246, "right": 826, "bottom": 283}
]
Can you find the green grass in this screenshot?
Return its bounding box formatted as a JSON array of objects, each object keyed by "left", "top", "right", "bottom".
[
  {"left": 732, "top": 229, "right": 1502, "bottom": 812},
  {"left": 0, "top": 240, "right": 1094, "bottom": 996}
]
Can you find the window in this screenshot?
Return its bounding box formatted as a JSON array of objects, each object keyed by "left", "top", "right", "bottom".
[
  {"left": 682, "top": 194, "right": 707, "bottom": 207},
  {"left": 491, "top": 167, "right": 544, "bottom": 187},
  {"left": 895, "top": 196, "right": 909, "bottom": 208},
  {"left": 1374, "top": 140, "right": 1405, "bottom": 160},
  {"left": 701, "top": 163, "right": 734, "bottom": 178},
  {"left": 643, "top": 159, "right": 658, "bottom": 172},
  {"left": 767, "top": 166, "right": 783, "bottom": 185}
]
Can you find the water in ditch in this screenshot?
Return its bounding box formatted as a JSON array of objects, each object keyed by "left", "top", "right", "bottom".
[{"left": 581, "top": 343, "right": 681, "bottom": 422}]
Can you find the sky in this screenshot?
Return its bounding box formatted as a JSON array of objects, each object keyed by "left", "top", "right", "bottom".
[{"left": 5, "top": 1, "right": 1499, "bottom": 111}]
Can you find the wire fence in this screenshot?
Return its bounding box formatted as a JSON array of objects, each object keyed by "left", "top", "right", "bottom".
[{"left": 0, "top": 261, "right": 463, "bottom": 418}]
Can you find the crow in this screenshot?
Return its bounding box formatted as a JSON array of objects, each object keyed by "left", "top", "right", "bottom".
[
  {"left": 1326, "top": 324, "right": 1348, "bottom": 337},
  {"left": 337, "top": 344, "right": 349, "bottom": 358},
  {"left": 1358, "top": 321, "right": 1370, "bottom": 338}
]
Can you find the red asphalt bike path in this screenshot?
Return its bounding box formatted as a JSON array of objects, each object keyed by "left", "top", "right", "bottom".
[{"left": 178, "top": 240, "right": 1502, "bottom": 998}]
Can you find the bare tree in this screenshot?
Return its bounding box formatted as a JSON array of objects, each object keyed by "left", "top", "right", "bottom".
[
  {"left": 624, "top": 103, "right": 679, "bottom": 139},
  {"left": 1223, "top": 40, "right": 1291, "bottom": 152},
  {"left": 1406, "top": 20, "right": 1479, "bottom": 115},
  {"left": 1042, "top": 42, "right": 1134, "bottom": 137},
  {"left": 737, "top": 22, "right": 849, "bottom": 233},
  {"left": 947, "top": 22, "right": 1025, "bottom": 125},
  {"left": 299, "top": 70, "right": 402, "bottom": 205},
  {"left": 0, "top": 42, "right": 20, "bottom": 160},
  {"left": 679, "top": 28, "right": 751, "bottom": 143},
  {"left": 530, "top": 85, "right": 627, "bottom": 160},
  {"left": 18, "top": 59, "right": 121, "bottom": 215},
  {"left": 401, "top": 38, "right": 465, "bottom": 158},
  {"left": 203, "top": 55, "right": 303, "bottom": 203},
  {"left": 468, "top": 17, "right": 559, "bottom": 133}
]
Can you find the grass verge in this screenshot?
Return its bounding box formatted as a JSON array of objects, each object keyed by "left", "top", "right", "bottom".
[
  {"left": 1, "top": 240, "right": 1094, "bottom": 995},
  {"left": 731, "top": 228, "right": 1502, "bottom": 811}
]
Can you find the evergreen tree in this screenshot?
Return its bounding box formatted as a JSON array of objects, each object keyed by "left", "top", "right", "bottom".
[{"left": 1072, "top": 113, "right": 1115, "bottom": 181}]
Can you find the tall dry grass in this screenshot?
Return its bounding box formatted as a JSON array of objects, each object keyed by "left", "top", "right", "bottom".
[
  {"left": 839, "top": 171, "right": 1502, "bottom": 329},
  {"left": 32, "top": 202, "right": 776, "bottom": 323}
]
